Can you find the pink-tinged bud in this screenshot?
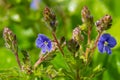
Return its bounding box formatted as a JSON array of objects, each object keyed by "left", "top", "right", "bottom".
[
  {"left": 43, "top": 7, "right": 57, "bottom": 31},
  {"left": 95, "top": 14, "right": 112, "bottom": 32},
  {"left": 72, "top": 27, "right": 84, "bottom": 43},
  {"left": 81, "top": 6, "right": 93, "bottom": 24},
  {"left": 3, "top": 27, "right": 18, "bottom": 52}
]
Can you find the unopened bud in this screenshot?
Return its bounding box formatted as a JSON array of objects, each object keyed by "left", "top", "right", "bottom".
[
  {"left": 72, "top": 27, "right": 84, "bottom": 43},
  {"left": 67, "top": 39, "right": 79, "bottom": 53},
  {"left": 95, "top": 14, "right": 112, "bottom": 32},
  {"left": 81, "top": 6, "right": 93, "bottom": 24},
  {"left": 3, "top": 27, "right": 18, "bottom": 52},
  {"left": 43, "top": 7, "right": 57, "bottom": 31}
]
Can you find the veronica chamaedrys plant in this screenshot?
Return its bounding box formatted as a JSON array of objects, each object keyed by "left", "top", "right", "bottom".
[
  {"left": 2, "top": 5, "right": 117, "bottom": 80},
  {"left": 98, "top": 33, "right": 117, "bottom": 54}
]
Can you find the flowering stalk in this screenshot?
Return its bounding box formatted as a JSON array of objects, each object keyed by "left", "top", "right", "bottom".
[
  {"left": 43, "top": 7, "right": 64, "bottom": 56},
  {"left": 3, "top": 27, "right": 22, "bottom": 69},
  {"left": 81, "top": 6, "right": 94, "bottom": 61}
]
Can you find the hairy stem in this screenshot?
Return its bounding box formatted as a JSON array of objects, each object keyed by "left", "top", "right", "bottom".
[
  {"left": 34, "top": 51, "right": 54, "bottom": 69},
  {"left": 92, "top": 32, "right": 102, "bottom": 52},
  {"left": 52, "top": 31, "right": 64, "bottom": 56},
  {"left": 87, "top": 27, "right": 92, "bottom": 45},
  {"left": 34, "top": 56, "right": 43, "bottom": 69},
  {"left": 85, "top": 26, "right": 92, "bottom": 61},
  {"left": 89, "top": 32, "right": 102, "bottom": 60},
  {"left": 15, "top": 51, "right": 22, "bottom": 69}
]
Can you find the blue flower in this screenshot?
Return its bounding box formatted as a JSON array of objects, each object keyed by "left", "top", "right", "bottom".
[
  {"left": 36, "top": 34, "right": 52, "bottom": 54},
  {"left": 98, "top": 33, "right": 117, "bottom": 54},
  {"left": 30, "top": 0, "right": 40, "bottom": 10}
]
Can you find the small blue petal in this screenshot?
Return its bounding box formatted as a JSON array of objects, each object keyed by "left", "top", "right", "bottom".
[
  {"left": 41, "top": 46, "right": 47, "bottom": 54},
  {"left": 105, "top": 46, "right": 111, "bottom": 54},
  {"left": 98, "top": 41, "right": 104, "bottom": 53},
  {"left": 36, "top": 38, "right": 44, "bottom": 48},
  {"left": 107, "top": 36, "right": 117, "bottom": 48},
  {"left": 47, "top": 41, "right": 52, "bottom": 51},
  {"left": 99, "top": 33, "right": 111, "bottom": 42},
  {"left": 38, "top": 34, "right": 50, "bottom": 42}
]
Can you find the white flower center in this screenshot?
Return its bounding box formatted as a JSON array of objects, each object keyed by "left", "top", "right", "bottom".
[
  {"left": 104, "top": 41, "right": 108, "bottom": 46},
  {"left": 44, "top": 41, "right": 48, "bottom": 45}
]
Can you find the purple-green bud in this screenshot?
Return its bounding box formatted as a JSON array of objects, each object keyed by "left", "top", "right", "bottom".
[
  {"left": 60, "top": 36, "right": 66, "bottom": 46},
  {"left": 3, "top": 27, "right": 18, "bottom": 53},
  {"left": 81, "top": 6, "right": 93, "bottom": 24},
  {"left": 72, "top": 27, "right": 84, "bottom": 43},
  {"left": 95, "top": 14, "right": 112, "bottom": 32},
  {"left": 67, "top": 39, "right": 79, "bottom": 53},
  {"left": 43, "top": 7, "right": 57, "bottom": 31}
]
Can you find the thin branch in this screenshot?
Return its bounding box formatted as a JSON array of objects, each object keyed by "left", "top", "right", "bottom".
[
  {"left": 14, "top": 51, "right": 22, "bottom": 69},
  {"left": 89, "top": 32, "right": 102, "bottom": 60},
  {"left": 85, "top": 26, "right": 92, "bottom": 61},
  {"left": 52, "top": 31, "right": 64, "bottom": 56},
  {"left": 92, "top": 32, "right": 102, "bottom": 52},
  {"left": 87, "top": 27, "right": 92, "bottom": 45}
]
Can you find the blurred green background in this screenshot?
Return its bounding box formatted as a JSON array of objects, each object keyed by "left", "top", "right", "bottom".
[{"left": 0, "top": 0, "right": 120, "bottom": 80}]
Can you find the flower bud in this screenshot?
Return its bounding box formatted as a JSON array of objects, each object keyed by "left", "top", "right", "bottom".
[
  {"left": 3, "top": 27, "right": 18, "bottom": 52},
  {"left": 43, "top": 7, "right": 57, "bottom": 31},
  {"left": 95, "top": 14, "right": 112, "bottom": 32},
  {"left": 81, "top": 6, "right": 93, "bottom": 24},
  {"left": 72, "top": 27, "right": 84, "bottom": 43},
  {"left": 67, "top": 39, "right": 79, "bottom": 53}
]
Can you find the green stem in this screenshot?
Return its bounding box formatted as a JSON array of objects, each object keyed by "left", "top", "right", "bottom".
[
  {"left": 87, "top": 26, "right": 92, "bottom": 45},
  {"left": 76, "top": 68, "right": 80, "bottom": 80},
  {"left": 88, "top": 32, "right": 102, "bottom": 63},
  {"left": 85, "top": 26, "right": 92, "bottom": 62}
]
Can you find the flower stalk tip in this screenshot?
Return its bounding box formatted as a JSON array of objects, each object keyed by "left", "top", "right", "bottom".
[
  {"left": 43, "top": 7, "right": 57, "bottom": 32},
  {"left": 95, "top": 14, "right": 112, "bottom": 32},
  {"left": 3, "top": 27, "right": 21, "bottom": 69}
]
